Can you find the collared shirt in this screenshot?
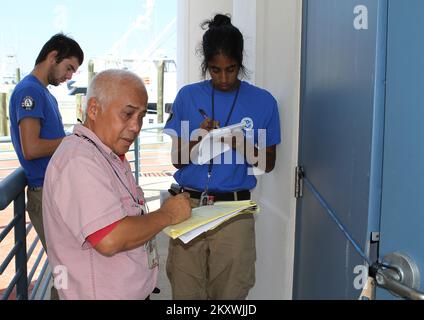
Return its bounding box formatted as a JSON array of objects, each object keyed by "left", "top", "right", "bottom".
[
  {"left": 43, "top": 124, "right": 157, "bottom": 300},
  {"left": 9, "top": 75, "right": 66, "bottom": 187}
]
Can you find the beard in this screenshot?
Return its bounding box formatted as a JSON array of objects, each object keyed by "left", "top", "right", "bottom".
[
  {"left": 48, "top": 75, "right": 61, "bottom": 86},
  {"left": 47, "top": 68, "right": 63, "bottom": 86}
]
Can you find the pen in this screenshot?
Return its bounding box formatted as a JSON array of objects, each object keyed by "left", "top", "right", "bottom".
[
  {"left": 199, "top": 108, "right": 219, "bottom": 129},
  {"left": 198, "top": 108, "right": 209, "bottom": 119}
]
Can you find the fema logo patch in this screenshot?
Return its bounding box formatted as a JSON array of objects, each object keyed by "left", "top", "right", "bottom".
[
  {"left": 21, "top": 96, "right": 35, "bottom": 111},
  {"left": 241, "top": 117, "right": 254, "bottom": 131}
]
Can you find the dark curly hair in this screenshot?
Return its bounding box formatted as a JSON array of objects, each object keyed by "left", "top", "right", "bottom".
[{"left": 199, "top": 14, "right": 247, "bottom": 78}]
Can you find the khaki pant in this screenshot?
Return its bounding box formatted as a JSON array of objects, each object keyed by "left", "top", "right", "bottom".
[
  {"left": 166, "top": 198, "right": 256, "bottom": 300},
  {"left": 26, "top": 189, "right": 47, "bottom": 250},
  {"left": 26, "top": 188, "right": 59, "bottom": 300}
]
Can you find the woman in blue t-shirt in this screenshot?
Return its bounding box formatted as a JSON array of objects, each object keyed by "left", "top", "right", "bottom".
[{"left": 164, "top": 13, "right": 281, "bottom": 300}]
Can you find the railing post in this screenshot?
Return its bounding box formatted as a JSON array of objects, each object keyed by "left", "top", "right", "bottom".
[
  {"left": 0, "top": 93, "right": 8, "bottom": 137},
  {"left": 16, "top": 68, "right": 21, "bottom": 83},
  {"left": 14, "top": 190, "right": 28, "bottom": 299},
  {"left": 75, "top": 93, "right": 84, "bottom": 123},
  {"left": 156, "top": 59, "right": 164, "bottom": 125},
  {"left": 156, "top": 60, "right": 165, "bottom": 143},
  {"left": 88, "top": 59, "right": 95, "bottom": 84},
  {"left": 134, "top": 136, "right": 140, "bottom": 185}
]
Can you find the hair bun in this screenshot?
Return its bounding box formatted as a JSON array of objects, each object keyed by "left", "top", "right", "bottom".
[{"left": 209, "top": 14, "right": 231, "bottom": 28}]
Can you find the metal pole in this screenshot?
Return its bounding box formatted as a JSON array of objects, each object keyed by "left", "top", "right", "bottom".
[
  {"left": 156, "top": 60, "right": 165, "bottom": 143},
  {"left": 16, "top": 68, "right": 21, "bottom": 83},
  {"left": 157, "top": 60, "right": 165, "bottom": 124},
  {"left": 0, "top": 93, "right": 8, "bottom": 137},
  {"left": 134, "top": 136, "right": 140, "bottom": 185},
  {"left": 75, "top": 93, "right": 83, "bottom": 123},
  {"left": 14, "top": 191, "right": 28, "bottom": 300},
  {"left": 88, "top": 60, "right": 95, "bottom": 85}
]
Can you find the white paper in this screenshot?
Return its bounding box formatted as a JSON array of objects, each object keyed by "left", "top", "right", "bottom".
[
  {"left": 193, "top": 122, "right": 246, "bottom": 165},
  {"left": 162, "top": 201, "right": 258, "bottom": 243},
  {"left": 178, "top": 209, "right": 246, "bottom": 244}
]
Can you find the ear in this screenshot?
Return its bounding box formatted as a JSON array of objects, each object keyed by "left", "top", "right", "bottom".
[
  {"left": 86, "top": 97, "right": 100, "bottom": 121},
  {"left": 47, "top": 50, "right": 59, "bottom": 64}
]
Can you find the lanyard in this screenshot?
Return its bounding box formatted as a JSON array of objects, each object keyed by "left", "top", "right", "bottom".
[
  {"left": 204, "top": 82, "right": 241, "bottom": 192},
  {"left": 74, "top": 133, "right": 140, "bottom": 206},
  {"left": 211, "top": 82, "right": 241, "bottom": 128}
]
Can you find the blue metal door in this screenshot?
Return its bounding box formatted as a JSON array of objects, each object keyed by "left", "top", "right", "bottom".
[
  {"left": 294, "top": 0, "right": 387, "bottom": 299},
  {"left": 377, "top": 0, "right": 424, "bottom": 299}
]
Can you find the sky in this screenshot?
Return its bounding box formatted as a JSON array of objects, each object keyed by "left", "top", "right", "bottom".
[{"left": 0, "top": 0, "right": 177, "bottom": 76}]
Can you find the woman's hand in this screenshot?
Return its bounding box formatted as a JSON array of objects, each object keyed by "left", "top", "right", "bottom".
[{"left": 200, "top": 118, "right": 220, "bottom": 131}]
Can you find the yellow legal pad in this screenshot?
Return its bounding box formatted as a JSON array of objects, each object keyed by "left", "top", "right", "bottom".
[{"left": 162, "top": 200, "right": 259, "bottom": 243}]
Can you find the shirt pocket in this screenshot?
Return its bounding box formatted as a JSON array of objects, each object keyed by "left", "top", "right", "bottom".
[{"left": 120, "top": 195, "right": 143, "bottom": 217}]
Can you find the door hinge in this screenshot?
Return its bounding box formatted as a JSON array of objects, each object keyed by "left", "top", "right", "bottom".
[
  {"left": 295, "top": 166, "right": 304, "bottom": 199},
  {"left": 371, "top": 232, "right": 380, "bottom": 243}
]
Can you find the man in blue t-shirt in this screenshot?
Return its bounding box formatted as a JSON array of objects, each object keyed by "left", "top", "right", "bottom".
[{"left": 9, "top": 33, "right": 83, "bottom": 254}]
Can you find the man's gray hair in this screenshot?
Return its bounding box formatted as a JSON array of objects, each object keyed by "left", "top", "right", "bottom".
[{"left": 82, "top": 69, "right": 145, "bottom": 121}]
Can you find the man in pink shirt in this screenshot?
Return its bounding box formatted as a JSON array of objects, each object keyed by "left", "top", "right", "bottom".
[{"left": 42, "top": 69, "right": 191, "bottom": 299}]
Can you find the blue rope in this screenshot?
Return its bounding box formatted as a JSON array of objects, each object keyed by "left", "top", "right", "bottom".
[{"left": 303, "top": 177, "right": 373, "bottom": 266}]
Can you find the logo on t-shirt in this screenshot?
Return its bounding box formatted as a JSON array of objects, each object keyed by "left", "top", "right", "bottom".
[
  {"left": 21, "top": 96, "right": 35, "bottom": 111},
  {"left": 241, "top": 117, "right": 254, "bottom": 131}
]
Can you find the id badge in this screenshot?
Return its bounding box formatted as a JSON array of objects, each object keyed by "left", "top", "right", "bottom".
[
  {"left": 145, "top": 236, "right": 159, "bottom": 269},
  {"left": 200, "top": 192, "right": 215, "bottom": 206}
]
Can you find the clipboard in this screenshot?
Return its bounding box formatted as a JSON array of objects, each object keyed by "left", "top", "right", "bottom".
[
  {"left": 191, "top": 122, "right": 246, "bottom": 165},
  {"left": 162, "top": 200, "right": 258, "bottom": 243}
]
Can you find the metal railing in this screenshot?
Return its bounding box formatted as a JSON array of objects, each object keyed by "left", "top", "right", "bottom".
[
  {"left": 1, "top": 123, "right": 172, "bottom": 182},
  {"left": 0, "top": 168, "right": 55, "bottom": 300},
  {"left": 0, "top": 123, "right": 171, "bottom": 299},
  {"left": 0, "top": 136, "right": 20, "bottom": 179}
]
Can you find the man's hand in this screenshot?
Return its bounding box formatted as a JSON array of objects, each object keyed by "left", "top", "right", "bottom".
[
  {"left": 160, "top": 192, "right": 191, "bottom": 225},
  {"left": 93, "top": 193, "right": 192, "bottom": 256}
]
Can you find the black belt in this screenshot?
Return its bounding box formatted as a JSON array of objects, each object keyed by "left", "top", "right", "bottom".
[
  {"left": 186, "top": 189, "right": 251, "bottom": 201},
  {"left": 28, "top": 186, "right": 43, "bottom": 191}
]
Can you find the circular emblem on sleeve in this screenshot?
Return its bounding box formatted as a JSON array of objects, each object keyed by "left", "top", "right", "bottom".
[
  {"left": 21, "top": 96, "right": 35, "bottom": 111},
  {"left": 241, "top": 117, "right": 254, "bottom": 131}
]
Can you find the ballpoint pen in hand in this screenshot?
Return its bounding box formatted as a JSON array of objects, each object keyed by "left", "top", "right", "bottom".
[
  {"left": 198, "top": 108, "right": 208, "bottom": 119},
  {"left": 198, "top": 108, "right": 219, "bottom": 129}
]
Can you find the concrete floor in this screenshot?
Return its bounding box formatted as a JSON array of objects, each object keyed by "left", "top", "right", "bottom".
[
  {"left": 138, "top": 175, "right": 175, "bottom": 300},
  {"left": 150, "top": 231, "right": 173, "bottom": 300}
]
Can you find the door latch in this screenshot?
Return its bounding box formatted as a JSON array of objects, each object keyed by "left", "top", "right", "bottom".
[{"left": 370, "top": 252, "right": 424, "bottom": 300}]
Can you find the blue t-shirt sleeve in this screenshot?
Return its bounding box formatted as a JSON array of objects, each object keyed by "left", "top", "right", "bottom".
[
  {"left": 15, "top": 86, "right": 45, "bottom": 123},
  {"left": 264, "top": 97, "right": 282, "bottom": 147}
]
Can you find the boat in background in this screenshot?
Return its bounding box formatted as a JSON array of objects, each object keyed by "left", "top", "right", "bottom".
[{"left": 49, "top": 56, "right": 176, "bottom": 131}]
